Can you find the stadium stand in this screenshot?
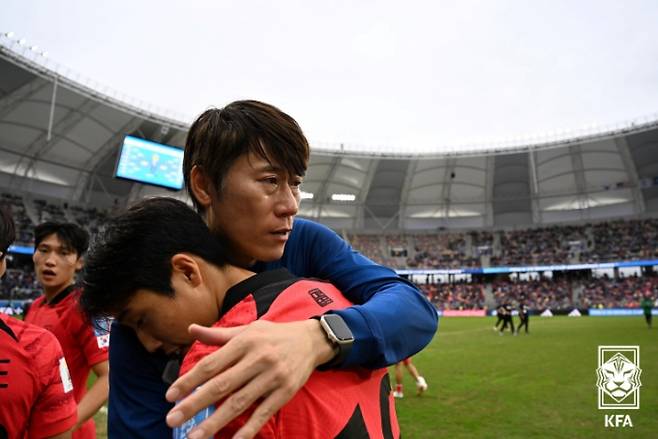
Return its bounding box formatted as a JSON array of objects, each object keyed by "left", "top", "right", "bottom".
[
  {"left": 2, "top": 203, "right": 658, "bottom": 312},
  {"left": 347, "top": 218, "right": 658, "bottom": 268},
  {"left": 420, "top": 281, "right": 486, "bottom": 310},
  {"left": 0, "top": 268, "right": 40, "bottom": 301},
  {"left": 580, "top": 274, "right": 658, "bottom": 309},
  {"left": 1, "top": 193, "right": 34, "bottom": 245},
  {"left": 408, "top": 232, "right": 478, "bottom": 269},
  {"left": 68, "top": 205, "right": 109, "bottom": 235},
  {"left": 1, "top": 194, "right": 109, "bottom": 245},
  {"left": 32, "top": 198, "right": 67, "bottom": 223},
  {"left": 346, "top": 234, "right": 387, "bottom": 265},
  {"left": 588, "top": 219, "right": 658, "bottom": 262},
  {"left": 492, "top": 279, "right": 573, "bottom": 310}
]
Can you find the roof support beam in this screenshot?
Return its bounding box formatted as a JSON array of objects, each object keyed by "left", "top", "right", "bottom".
[
  {"left": 9, "top": 98, "right": 100, "bottom": 190},
  {"left": 439, "top": 158, "right": 456, "bottom": 223},
  {"left": 615, "top": 136, "right": 645, "bottom": 214},
  {"left": 311, "top": 156, "right": 341, "bottom": 207},
  {"left": 528, "top": 150, "right": 542, "bottom": 224},
  {"left": 485, "top": 155, "right": 495, "bottom": 227},
  {"left": 398, "top": 160, "right": 418, "bottom": 229},
  {"left": 355, "top": 159, "right": 380, "bottom": 229},
  {"left": 569, "top": 145, "right": 589, "bottom": 216},
  {"left": 0, "top": 76, "right": 50, "bottom": 120},
  {"left": 71, "top": 116, "right": 143, "bottom": 203},
  {"left": 46, "top": 77, "right": 58, "bottom": 142}
]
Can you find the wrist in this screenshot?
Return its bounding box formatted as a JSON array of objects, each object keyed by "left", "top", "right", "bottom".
[{"left": 307, "top": 319, "right": 338, "bottom": 367}]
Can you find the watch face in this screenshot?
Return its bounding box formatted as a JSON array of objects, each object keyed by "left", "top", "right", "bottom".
[{"left": 324, "top": 314, "right": 353, "bottom": 341}]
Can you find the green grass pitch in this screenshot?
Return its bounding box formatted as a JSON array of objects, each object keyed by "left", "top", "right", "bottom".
[
  {"left": 393, "top": 316, "right": 657, "bottom": 438},
  {"left": 92, "top": 316, "right": 656, "bottom": 438}
]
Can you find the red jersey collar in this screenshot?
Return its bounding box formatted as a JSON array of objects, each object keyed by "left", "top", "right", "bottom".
[
  {"left": 220, "top": 268, "right": 297, "bottom": 317},
  {"left": 44, "top": 284, "right": 78, "bottom": 306}
]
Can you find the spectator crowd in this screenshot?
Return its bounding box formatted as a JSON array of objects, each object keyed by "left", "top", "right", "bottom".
[
  {"left": 491, "top": 279, "right": 573, "bottom": 311},
  {"left": 1, "top": 193, "right": 658, "bottom": 312},
  {"left": 348, "top": 219, "right": 658, "bottom": 269},
  {"left": 580, "top": 275, "right": 658, "bottom": 309}
]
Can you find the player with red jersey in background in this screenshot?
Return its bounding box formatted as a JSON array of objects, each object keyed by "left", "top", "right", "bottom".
[
  {"left": 0, "top": 207, "right": 77, "bottom": 439},
  {"left": 24, "top": 222, "right": 109, "bottom": 439}
]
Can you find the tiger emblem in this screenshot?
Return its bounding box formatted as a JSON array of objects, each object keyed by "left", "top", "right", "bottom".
[{"left": 596, "top": 352, "right": 642, "bottom": 403}]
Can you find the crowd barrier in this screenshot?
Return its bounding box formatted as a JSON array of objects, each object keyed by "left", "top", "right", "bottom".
[
  {"left": 589, "top": 308, "right": 658, "bottom": 316},
  {"left": 434, "top": 308, "right": 657, "bottom": 317}
]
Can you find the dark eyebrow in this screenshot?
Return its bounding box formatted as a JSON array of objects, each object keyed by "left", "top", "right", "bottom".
[
  {"left": 254, "top": 163, "right": 304, "bottom": 178},
  {"left": 253, "top": 163, "right": 282, "bottom": 172},
  {"left": 38, "top": 242, "right": 72, "bottom": 253}
]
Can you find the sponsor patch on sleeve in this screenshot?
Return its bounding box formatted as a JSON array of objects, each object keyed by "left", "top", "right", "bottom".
[{"left": 59, "top": 357, "right": 73, "bottom": 393}]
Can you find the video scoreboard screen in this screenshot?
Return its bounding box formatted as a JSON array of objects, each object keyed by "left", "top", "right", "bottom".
[{"left": 114, "top": 135, "right": 184, "bottom": 190}]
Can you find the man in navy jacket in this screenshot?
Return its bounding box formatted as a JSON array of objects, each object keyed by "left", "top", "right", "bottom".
[{"left": 107, "top": 100, "right": 438, "bottom": 438}]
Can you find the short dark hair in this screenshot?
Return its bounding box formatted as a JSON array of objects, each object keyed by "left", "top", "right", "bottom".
[
  {"left": 183, "top": 100, "right": 310, "bottom": 212},
  {"left": 80, "top": 197, "right": 231, "bottom": 320},
  {"left": 0, "top": 206, "right": 15, "bottom": 255},
  {"left": 34, "top": 222, "right": 89, "bottom": 257}
]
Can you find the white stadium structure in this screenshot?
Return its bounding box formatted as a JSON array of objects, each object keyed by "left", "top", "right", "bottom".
[{"left": 2, "top": 33, "right": 658, "bottom": 237}]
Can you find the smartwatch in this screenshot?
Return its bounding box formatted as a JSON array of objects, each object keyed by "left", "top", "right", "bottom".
[{"left": 313, "top": 314, "right": 354, "bottom": 370}]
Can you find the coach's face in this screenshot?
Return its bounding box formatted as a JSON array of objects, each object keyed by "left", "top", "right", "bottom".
[{"left": 191, "top": 152, "right": 301, "bottom": 267}]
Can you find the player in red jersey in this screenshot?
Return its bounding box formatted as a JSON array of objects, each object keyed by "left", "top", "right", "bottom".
[
  {"left": 80, "top": 197, "right": 400, "bottom": 439},
  {"left": 24, "top": 222, "right": 109, "bottom": 439},
  {"left": 0, "top": 314, "right": 78, "bottom": 439},
  {"left": 0, "top": 207, "right": 77, "bottom": 439}
]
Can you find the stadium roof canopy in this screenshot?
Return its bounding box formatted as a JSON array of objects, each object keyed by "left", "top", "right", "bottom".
[{"left": 2, "top": 39, "right": 658, "bottom": 231}]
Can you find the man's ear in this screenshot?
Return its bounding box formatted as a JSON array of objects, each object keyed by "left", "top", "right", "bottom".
[
  {"left": 75, "top": 257, "right": 84, "bottom": 272},
  {"left": 170, "top": 253, "right": 202, "bottom": 287},
  {"left": 190, "top": 166, "right": 213, "bottom": 210}
]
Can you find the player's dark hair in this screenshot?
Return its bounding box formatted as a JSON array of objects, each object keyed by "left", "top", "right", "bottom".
[
  {"left": 80, "top": 197, "right": 231, "bottom": 320},
  {"left": 0, "top": 206, "right": 15, "bottom": 255},
  {"left": 183, "top": 100, "right": 310, "bottom": 213},
  {"left": 34, "top": 221, "right": 89, "bottom": 258}
]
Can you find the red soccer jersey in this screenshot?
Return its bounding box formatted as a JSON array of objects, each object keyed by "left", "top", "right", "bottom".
[
  {"left": 24, "top": 286, "right": 109, "bottom": 439},
  {"left": 178, "top": 269, "right": 400, "bottom": 439},
  {"left": 0, "top": 313, "right": 77, "bottom": 439}
]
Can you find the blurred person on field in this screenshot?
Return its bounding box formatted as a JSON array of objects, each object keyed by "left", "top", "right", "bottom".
[
  {"left": 640, "top": 289, "right": 654, "bottom": 329},
  {"left": 392, "top": 357, "right": 428, "bottom": 398}
]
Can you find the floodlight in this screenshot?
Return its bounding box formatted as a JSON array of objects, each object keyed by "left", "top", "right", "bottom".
[{"left": 331, "top": 193, "right": 356, "bottom": 201}]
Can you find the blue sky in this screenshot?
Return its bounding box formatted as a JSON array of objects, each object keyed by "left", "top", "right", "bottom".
[{"left": 2, "top": 0, "right": 657, "bottom": 153}]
